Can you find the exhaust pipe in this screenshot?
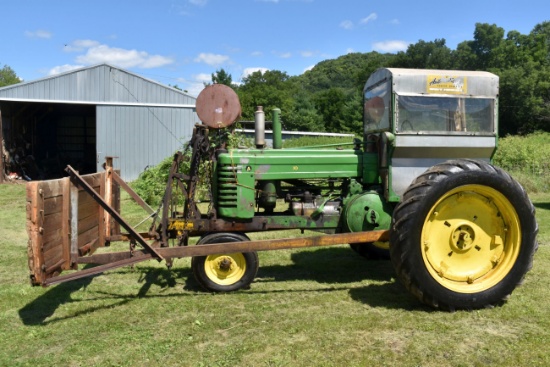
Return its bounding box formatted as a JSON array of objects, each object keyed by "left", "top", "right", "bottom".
[
  {"left": 272, "top": 108, "right": 282, "bottom": 149},
  {"left": 255, "top": 106, "right": 265, "bottom": 149}
]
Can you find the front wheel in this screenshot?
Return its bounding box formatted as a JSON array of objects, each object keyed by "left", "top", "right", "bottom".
[
  {"left": 191, "top": 233, "right": 259, "bottom": 292},
  {"left": 390, "top": 159, "right": 538, "bottom": 310}
]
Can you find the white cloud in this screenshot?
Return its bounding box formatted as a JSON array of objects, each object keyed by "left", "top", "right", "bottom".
[
  {"left": 56, "top": 40, "right": 174, "bottom": 70},
  {"left": 304, "top": 65, "right": 315, "bottom": 73},
  {"left": 390, "top": 19, "right": 400, "bottom": 25},
  {"left": 64, "top": 39, "right": 101, "bottom": 52},
  {"left": 346, "top": 48, "right": 355, "bottom": 54},
  {"left": 241, "top": 67, "right": 269, "bottom": 79},
  {"left": 188, "top": 74, "right": 211, "bottom": 96},
  {"left": 273, "top": 51, "right": 292, "bottom": 58},
  {"left": 194, "top": 73, "right": 212, "bottom": 83},
  {"left": 25, "top": 29, "right": 53, "bottom": 39},
  {"left": 189, "top": 0, "right": 208, "bottom": 5},
  {"left": 340, "top": 20, "right": 354, "bottom": 30},
  {"left": 300, "top": 50, "right": 315, "bottom": 57},
  {"left": 75, "top": 44, "right": 174, "bottom": 68},
  {"left": 194, "top": 52, "right": 230, "bottom": 66},
  {"left": 360, "top": 13, "right": 377, "bottom": 25},
  {"left": 251, "top": 51, "right": 263, "bottom": 57},
  {"left": 372, "top": 40, "right": 410, "bottom": 53},
  {"left": 48, "top": 64, "right": 85, "bottom": 76}
]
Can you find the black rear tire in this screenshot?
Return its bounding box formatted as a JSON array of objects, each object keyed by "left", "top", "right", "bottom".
[{"left": 390, "top": 159, "right": 538, "bottom": 310}]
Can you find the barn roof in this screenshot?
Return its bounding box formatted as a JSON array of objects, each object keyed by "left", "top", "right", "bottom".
[{"left": 0, "top": 63, "right": 196, "bottom": 107}]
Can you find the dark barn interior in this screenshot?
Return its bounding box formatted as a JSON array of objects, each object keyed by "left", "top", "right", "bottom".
[{"left": 1, "top": 101, "right": 96, "bottom": 181}]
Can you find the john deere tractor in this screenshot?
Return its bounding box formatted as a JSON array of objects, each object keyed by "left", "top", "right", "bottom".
[
  {"left": 158, "top": 67, "right": 537, "bottom": 311},
  {"left": 32, "top": 68, "right": 536, "bottom": 311}
]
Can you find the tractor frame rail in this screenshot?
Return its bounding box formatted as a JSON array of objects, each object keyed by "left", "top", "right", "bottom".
[{"left": 26, "top": 160, "right": 388, "bottom": 287}]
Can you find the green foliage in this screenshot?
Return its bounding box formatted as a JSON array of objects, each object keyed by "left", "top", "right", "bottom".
[
  {"left": 392, "top": 39, "right": 453, "bottom": 69},
  {"left": 211, "top": 68, "right": 233, "bottom": 86},
  {"left": 493, "top": 132, "right": 550, "bottom": 192},
  {"left": 229, "top": 21, "right": 550, "bottom": 137},
  {"left": 131, "top": 154, "right": 177, "bottom": 206},
  {"left": 131, "top": 129, "right": 253, "bottom": 206},
  {"left": 0, "top": 64, "right": 20, "bottom": 87},
  {"left": 282, "top": 135, "right": 356, "bottom": 149}
]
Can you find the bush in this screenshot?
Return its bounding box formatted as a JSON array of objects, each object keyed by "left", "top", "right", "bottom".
[
  {"left": 131, "top": 129, "right": 253, "bottom": 206},
  {"left": 131, "top": 154, "right": 177, "bottom": 206},
  {"left": 282, "top": 135, "right": 357, "bottom": 149},
  {"left": 493, "top": 132, "right": 550, "bottom": 192}
]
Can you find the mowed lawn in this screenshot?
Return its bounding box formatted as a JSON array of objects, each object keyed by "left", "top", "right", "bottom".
[{"left": 0, "top": 183, "right": 549, "bottom": 367}]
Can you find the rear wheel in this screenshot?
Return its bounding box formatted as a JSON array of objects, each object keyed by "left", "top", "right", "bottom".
[
  {"left": 390, "top": 159, "right": 538, "bottom": 310},
  {"left": 191, "top": 233, "right": 259, "bottom": 292}
]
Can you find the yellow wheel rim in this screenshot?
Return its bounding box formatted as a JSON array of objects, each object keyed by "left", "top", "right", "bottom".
[
  {"left": 421, "top": 184, "right": 521, "bottom": 293},
  {"left": 204, "top": 253, "right": 247, "bottom": 286},
  {"left": 373, "top": 241, "right": 390, "bottom": 250}
]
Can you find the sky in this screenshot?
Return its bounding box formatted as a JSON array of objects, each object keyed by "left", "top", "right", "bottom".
[{"left": 1, "top": 0, "right": 549, "bottom": 97}]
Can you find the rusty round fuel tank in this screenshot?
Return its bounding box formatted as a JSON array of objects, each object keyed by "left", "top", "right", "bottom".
[{"left": 196, "top": 84, "right": 241, "bottom": 129}]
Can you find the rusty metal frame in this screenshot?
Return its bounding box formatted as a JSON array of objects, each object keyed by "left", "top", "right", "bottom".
[
  {"left": 45, "top": 229, "right": 388, "bottom": 285},
  {"left": 65, "top": 165, "right": 164, "bottom": 261}
]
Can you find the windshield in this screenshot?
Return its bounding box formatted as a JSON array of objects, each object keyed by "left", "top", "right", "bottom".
[
  {"left": 364, "top": 80, "right": 391, "bottom": 132},
  {"left": 396, "top": 95, "right": 495, "bottom": 134}
]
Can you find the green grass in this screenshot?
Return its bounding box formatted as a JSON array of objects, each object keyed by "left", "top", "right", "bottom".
[{"left": 1, "top": 182, "right": 550, "bottom": 367}]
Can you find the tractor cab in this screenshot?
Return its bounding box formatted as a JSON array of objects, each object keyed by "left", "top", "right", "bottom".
[{"left": 363, "top": 68, "right": 499, "bottom": 201}]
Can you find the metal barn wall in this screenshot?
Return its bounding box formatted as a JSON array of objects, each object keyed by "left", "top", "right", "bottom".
[
  {"left": 97, "top": 105, "right": 197, "bottom": 181},
  {"left": 0, "top": 64, "right": 197, "bottom": 181},
  {"left": 0, "top": 64, "right": 196, "bottom": 106}
]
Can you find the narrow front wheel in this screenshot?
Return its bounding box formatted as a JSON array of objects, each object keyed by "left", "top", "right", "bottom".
[{"left": 191, "top": 233, "right": 259, "bottom": 292}]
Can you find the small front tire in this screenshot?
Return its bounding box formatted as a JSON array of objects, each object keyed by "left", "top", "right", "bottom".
[{"left": 191, "top": 232, "right": 259, "bottom": 292}]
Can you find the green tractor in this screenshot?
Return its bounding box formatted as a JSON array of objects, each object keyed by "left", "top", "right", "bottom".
[
  {"left": 31, "top": 68, "right": 536, "bottom": 311},
  {"left": 165, "top": 68, "right": 537, "bottom": 310}
]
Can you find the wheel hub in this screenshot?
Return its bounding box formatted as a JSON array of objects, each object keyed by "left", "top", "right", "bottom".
[
  {"left": 218, "top": 257, "right": 233, "bottom": 271},
  {"left": 450, "top": 224, "right": 475, "bottom": 251}
]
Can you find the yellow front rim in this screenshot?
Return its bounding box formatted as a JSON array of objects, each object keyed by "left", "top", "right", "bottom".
[
  {"left": 421, "top": 185, "right": 521, "bottom": 293},
  {"left": 373, "top": 241, "right": 390, "bottom": 250},
  {"left": 204, "top": 253, "right": 247, "bottom": 286}
]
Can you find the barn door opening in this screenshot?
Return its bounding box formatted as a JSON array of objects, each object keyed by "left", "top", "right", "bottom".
[{"left": 0, "top": 101, "right": 97, "bottom": 180}]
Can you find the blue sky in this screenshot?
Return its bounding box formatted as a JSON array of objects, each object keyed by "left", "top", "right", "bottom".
[{"left": 2, "top": 0, "right": 548, "bottom": 96}]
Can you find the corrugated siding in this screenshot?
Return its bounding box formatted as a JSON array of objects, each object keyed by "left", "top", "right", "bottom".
[
  {"left": 97, "top": 105, "right": 198, "bottom": 181},
  {"left": 0, "top": 64, "right": 196, "bottom": 105}
]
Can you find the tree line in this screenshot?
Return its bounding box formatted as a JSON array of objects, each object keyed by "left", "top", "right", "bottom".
[
  {"left": 214, "top": 21, "right": 550, "bottom": 136},
  {"left": 1, "top": 21, "right": 548, "bottom": 136}
]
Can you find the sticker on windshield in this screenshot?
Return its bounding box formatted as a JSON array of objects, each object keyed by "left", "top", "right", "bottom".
[{"left": 427, "top": 75, "right": 467, "bottom": 94}]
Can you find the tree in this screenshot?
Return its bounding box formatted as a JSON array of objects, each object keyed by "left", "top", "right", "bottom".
[
  {"left": 236, "top": 70, "right": 295, "bottom": 121},
  {"left": 313, "top": 88, "right": 349, "bottom": 132},
  {"left": 392, "top": 39, "right": 452, "bottom": 69},
  {"left": 0, "top": 64, "right": 20, "bottom": 87},
  {"left": 211, "top": 68, "right": 233, "bottom": 86}
]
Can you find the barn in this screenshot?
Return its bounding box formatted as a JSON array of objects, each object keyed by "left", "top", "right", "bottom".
[{"left": 0, "top": 63, "right": 197, "bottom": 182}]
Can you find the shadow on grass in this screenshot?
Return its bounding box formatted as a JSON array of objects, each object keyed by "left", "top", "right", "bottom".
[
  {"left": 533, "top": 202, "right": 550, "bottom": 211},
  {"left": 19, "top": 247, "right": 424, "bottom": 324},
  {"left": 19, "top": 274, "right": 101, "bottom": 326},
  {"left": 18, "top": 266, "right": 191, "bottom": 326}
]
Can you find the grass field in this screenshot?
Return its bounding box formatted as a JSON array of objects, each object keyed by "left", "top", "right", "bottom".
[{"left": 0, "top": 182, "right": 549, "bottom": 367}]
